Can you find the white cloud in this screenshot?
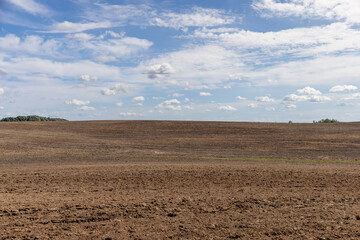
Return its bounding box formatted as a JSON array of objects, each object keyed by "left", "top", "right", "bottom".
[
  {"left": 284, "top": 86, "right": 331, "bottom": 103},
  {"left": 48, "top": 21, "right": 112, "bottom": 33},
  {"left": 0, "top": 57, "right": 122, "bottom": 82},
  {"left": 330, "top": 85, "right": 358, "bottom": 92},
  {"left": 156, "top": 99, "right": 181, "bottom": 111},
  {"left": 86, "top": 4, "right": 236, "bottom": 30},
  {"left": 0, "top": 106, "right": 4, "bottom": 110},
  {"left": 185, "top": 85, "right": 210, "bottom": 90},
  {"left": 248, "top": 55, "right": 360, "bottom": 86},
  {"left": 77, "top": 106, "right": 95, "bottom": 111},
  {"left": 172, "top": 93, "right": 183, "bottom": 97},
  {"left": 152, "top": 97, "right": 164, "bottom": 100},
  {"left": 218, "top": 105, "right": 237, "bottom": 111},
  {"left": 252, "top": 0, "right": 360, "bottom": 24},
  {"left": 133, "top": 96, "right": 145, "bottom": 101},
  {"left": 67, "top": 33, "right": 95, "bottom": 40},
  {"left": 84, "top": 36, "right": 153, "bottom": 59},
  {"left": 143, "top": 63, "right": 175, "bottom": 79},
  {"left": 255, "top": 96, "right": 275, "bottom": 102},
  {"left": 0, "top": 88, "right": 4, "bottom": 95},
  {"left": 308, "top": 95, "right": 331, "bottom": 103},
  {"left": 0, "top": 34, "right": 59, "bottom": 56},
  {"left": 95, "top": 55, "right": 117, "bottom": 63},
  {"left": 183, "top": 105, "right": 194, "bottom": 110},
  {"left": 236, "top": 96, "right": 246, "bottom": 100},
  {"left": 65, "top": 99, "right": 90, "bottom": 106},
  {"left": 7, "top": 0, "right": 51, "bottom": 16},
  {"left": 200, "top": 92, "right": 212, "bottom": 96},
  {"left": 284, "top": 103, "right": 297, "bottom": 109},
  {"left": 342, "top": 93, "right": 360, "bottom": 100},
  {"left": 163, "top": 99, "right": 181, "bottom": 105},
  {"left": 193, "top": 23, "right": 360, "bottom": 53},
  {"left": 283, "top": 94, "right": 308, "bottom": 102},
  {"left": 151, "top": 7, "right": 236, "bottom": 29},
  {"left": 297, "top": 86, "right": 322, "bottom": 96},
  {"left": 141, "top": 44, "right": 244, "bottom": 88},
  {"left": 248, "top": 103, "right": 257, "bottom": 108},
  {"left": 101, "top": 84, "right": 131, "bottom": 96},
  {"left": 78, "top": 74, "right": 98, "bottom": 82},
  {"left": 115, "top": 102, "right": 123, "bottom": 107},
  {"left": 120, "top": 112, "right": 139, "bottom": 117}
]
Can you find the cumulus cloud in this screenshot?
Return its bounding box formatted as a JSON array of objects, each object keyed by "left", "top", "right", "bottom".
[
  {"left": 156, "top": 99, "right": 181, "bottom": 111},
  {"left": 0, "top": 34, "right": 59, "bottom": 56},
  {"left": 101, "top": 83, "right": 130, "bottom": 96},
  {"left": 218, "top": 105, "right": 237, "bottom": 111},
  {"left": 0, "top": 106, "right": 4, "bottom": 110},
  {"left": 151, "top": 7, "right": 236, "bottom": 29},
  {"left": 143, "top": 63, "right": 175, "bottom": 79},
  {"left": 308, "top": 95, "right": 331, "bottom": 103},
  {"left": 65, "top": 99, "right": 90, "bottom": 106},
  {"left": 297, "top": 86, "right": 322, "bottom": 96},
  {"left": 284, "top": 103, "right": 297, "bottom": 109},
  {"left": 284, "top": 86, "right": 331, "bottom": 103},
  {"left": 283, "top": 94, "right": 308, "bottom": 102},
  {"left": 252, "top": 0, "right": 360, "bottom": 24},
  {"left": 0, "top": 88, "right": 4, "bottom": 95},
  {"left": 133, "top": 96, "right": 145, "bottom": 101},
  {"left": 95, "top": 55, "right": 117, "bottom": 63},
  {"left": 200, "top": 92, "right": 212, "bottom": 96},
  {"left": 78, "top": 74, "right": 98, "bottom": 82},
  {"left": 255, "top": 96, "right": 275, "bottom": 102},
  {"left": 330, "top": 85, "right": 358, "bottom": 92},
  {"left": 236, "top": 96, "right": 246, "bottom": 100},
  {"left": 115, "top": 102, "right": 123, "bottom": 107},
  {"left": 77, "top": 106, "right": 95, "bottom": 111},
  {"left": 248, "top": 103, "right": 257, "bottom": 108}
]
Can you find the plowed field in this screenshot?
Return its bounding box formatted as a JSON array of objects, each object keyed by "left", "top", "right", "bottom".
[{"left": 1, "top": 121, "right": 360, "bottom": 239}]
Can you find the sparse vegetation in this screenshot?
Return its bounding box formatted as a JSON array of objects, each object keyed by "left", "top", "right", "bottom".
[
  {"left": 313, "top": 118, "right": 339, "bottom": 123},
  {"left": 0, "top": 115, "right": 67, "bottom": 122}
]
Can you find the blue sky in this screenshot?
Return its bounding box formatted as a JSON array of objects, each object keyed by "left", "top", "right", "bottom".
[{"left": 1, "top": 0, "right": 360, "bottom": 122}]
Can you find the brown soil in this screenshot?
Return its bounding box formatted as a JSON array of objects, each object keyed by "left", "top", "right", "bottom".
[{"left": 1, "top": 121, "right": 360, "bottom": 239}]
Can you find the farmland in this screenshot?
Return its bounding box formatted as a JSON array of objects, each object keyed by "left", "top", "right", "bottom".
[{"left": 1, "top": 121, "right": 360, "bottom": 239}]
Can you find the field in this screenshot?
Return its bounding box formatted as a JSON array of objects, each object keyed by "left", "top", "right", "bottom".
[{"left": 1, "top": 120, "right": 360, "bottom": 239}]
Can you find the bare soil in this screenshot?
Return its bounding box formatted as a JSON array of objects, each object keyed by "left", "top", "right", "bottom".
[{"left": 1, "top": 121, "right": 360, "bottom": 239}]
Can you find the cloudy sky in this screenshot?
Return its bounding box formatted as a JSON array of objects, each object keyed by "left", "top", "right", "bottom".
[{"left": 1, "top": 0, "right": 360, "bottom": 122}]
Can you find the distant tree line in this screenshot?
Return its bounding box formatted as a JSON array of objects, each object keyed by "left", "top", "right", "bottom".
[
  {"left": 313, "top": 118, "right": 339, "bottom": 123},
  {"left": 0, "top": 115, "right": 68, "bottom": 122}
]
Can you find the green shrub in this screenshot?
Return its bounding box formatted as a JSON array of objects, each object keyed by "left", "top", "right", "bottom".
[
  {"left": 313, "top": 118, "right": 339, "bottom": 123},
  {"left": 0, "top": 115, "right": 68, "bottom": 122}
]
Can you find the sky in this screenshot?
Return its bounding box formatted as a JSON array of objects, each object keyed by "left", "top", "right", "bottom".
[{"left": 0, "top": 0, "right": 360, "bottom": 122}]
